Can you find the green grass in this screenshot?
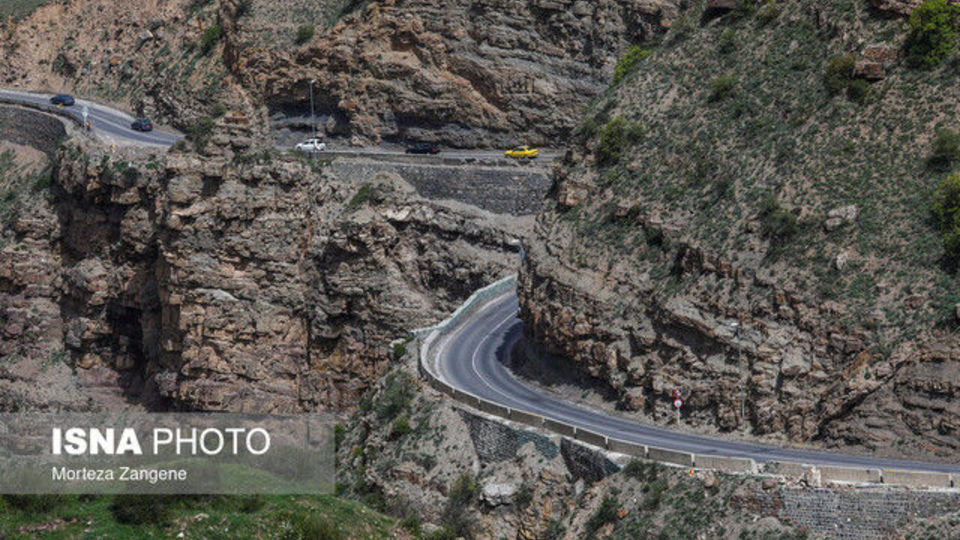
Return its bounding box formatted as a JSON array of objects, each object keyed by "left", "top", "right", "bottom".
[
  {"left": 0, "top": 0, "right": 52, "bottom": 21},
  {"left": 0, "top": 494, "right": 400, "bottom": 539}
]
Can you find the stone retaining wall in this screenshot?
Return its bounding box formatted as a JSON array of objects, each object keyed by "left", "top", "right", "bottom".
[
  {"left": 779, "top": 488, "right": 960, "bottom": 539},
  {"left": 327, "top": 157, "right": 550, "bottom": 215},
  {"left": 0, "top": 106, "right": 68, "bottom": 157}
]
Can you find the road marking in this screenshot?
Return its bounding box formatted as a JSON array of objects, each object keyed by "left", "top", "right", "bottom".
[{"left": 470, "top": 308, "right": 522, "bottom": 405}]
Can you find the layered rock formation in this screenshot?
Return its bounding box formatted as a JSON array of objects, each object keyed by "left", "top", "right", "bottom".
[
  {"left": 518, "top": 0, "right": 960, "bottom": 460},
  {"left": 224, "top": 0, "right": 681, "bottom": 146}
]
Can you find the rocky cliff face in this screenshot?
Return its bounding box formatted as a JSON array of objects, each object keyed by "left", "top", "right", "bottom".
[
  {"left": 223, "top": 0, "right": 681, "bottom": 147},
  {"left": 1, "top": 126, "right": 525, "bottom": 412},
  {"left": 2, "top": 0, "right": 682, "bottom": 147},
  {"left": 519, "top": 0, "right": 960, "bottom": 460}
]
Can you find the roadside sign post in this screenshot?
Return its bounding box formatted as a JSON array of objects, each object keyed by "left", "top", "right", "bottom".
[{"left": 672, "top": 387, "right": 682, "bottom": 423}]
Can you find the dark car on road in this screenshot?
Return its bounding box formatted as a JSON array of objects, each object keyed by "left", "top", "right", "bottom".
[
  {"left": 50, "top": 94, "right": 75, "bottom": 106},
  {"left": 131, "top": 118, "right": 154, "bottom": 132},
  {"left": 405, "top": 142, "right": 440, "bottom": 155}
]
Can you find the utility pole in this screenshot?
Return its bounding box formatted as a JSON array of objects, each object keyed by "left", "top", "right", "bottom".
[
  {"left": 730, "top": 321, "right": 745, "bottom": 431},
  {"left": 309, "top": 79, "right": 316, "bottom": 139}
]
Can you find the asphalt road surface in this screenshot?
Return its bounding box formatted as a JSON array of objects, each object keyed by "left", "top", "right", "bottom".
[
  {"left": 433, "top": 291, "right": 960, "bottom": 474},
  {"left": 0, "top": 89, "right": 559, "bottom": 162},
  {"left": 0, "top": 89, "right": 181, "bottom": 147}
]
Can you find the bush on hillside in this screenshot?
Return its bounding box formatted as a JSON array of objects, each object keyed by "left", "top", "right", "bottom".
[
  {"left": 596, "top": 117, "right": 644, "bottom": 167},
  {"left": 295, "top": 24, "right": 316, "bottom": 45},
  {"left": 929, "top": 127, "right": 960, "bottom": 169},
  {"left": 708, "top": 73, "right": 737, "bottom": 102},
  {"left": 584, "top": 496, "right": 619, "bottom": 537},
  {"left": 823, "top": 53, "right": 856, "bottom": 95},
  {"left": 758, "top": 194, "right": 798, "bottom": 241},
  {"left": 932, "top": 171, "right": 960, "bottom": 263},
  {"left": 200, "top": 23, "right": 222, "bottom": 55},
  {"left": 905, "top": 0, "right": 960, "bottom": 68},
  {"left": 612, "top": 46, "right": 649, "bottom": 86},
  {"left": 109, "top": 495, "right": 176, "bottom": 525},
  {"left": 440, "top": 474, "right": 478, "bottom": 538}
]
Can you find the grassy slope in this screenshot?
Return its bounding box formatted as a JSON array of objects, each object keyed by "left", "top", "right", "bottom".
[
  {"left": 561, "top": 0, "right": 960, "bottom": 350},
  {"left": 0, "top": 1, "right": 52, "bottom": 21},
  {"left": 0, "top": 494, "right": 403, "bottom": 539}
]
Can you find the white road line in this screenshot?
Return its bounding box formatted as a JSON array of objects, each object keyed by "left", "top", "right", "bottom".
[{"left": 470, "top": 309, "right": 522, "bottom": 405}]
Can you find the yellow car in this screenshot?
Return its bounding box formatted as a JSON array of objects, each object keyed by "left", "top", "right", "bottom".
[{"left": 505, "top": 145, "right": 540, "bottom": 159}]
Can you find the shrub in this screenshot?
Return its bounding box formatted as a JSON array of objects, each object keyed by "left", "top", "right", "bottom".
[
  {"left": 759, "top": 195, "right": 798, "bottom": 241},
  {"left": 718, "top": 30, "right": 738, "bottom": 54},
  {"left": 185, "top": 116, "right": 215, "bottom": 151},
  {"left": 823, "top": 53, "right": 856, "bottom": 95},
  {"left": 389, "top": 415, "right": 412, "bottom": 439},
  {"left": 932, "top": 171, "right": 960, "bottom": 263},
  {"left": 905, "top": 0, "right": 960, "bottom": 68},
  {"left": 236, "top": 0, "right": 253, "bottom": 17},
  {"left": 584, "top": 496, "right": 619, "bottom": 537},
  {"left": 846, "top": 78, "right": 871, "bottom": 104},
  {"left": 929, "top": 127, "right": 960, "bottom": 169},
  {"left": 441, "top": 474, "right": 478, "bottom": 538},
  {"left": 374, "top": 371, "right": 415, "bottom": 420},
  {"left": 200, "top": 23, "right": 223, "bottom": 55},
  {"left": 109, "top": 495, "right": 175, "bottom": 525},
  {"left": 399, "top": 516, "right": 422, "bottom": 536},
  {"left": 612, "top": 46, "right": 649, "bottom": 85},
  {"left": 596, "top": 117, "right": 644, "bottom": 166},
  {"left": 514, "top": 481, "right": 534, "bottom": 508},
  {"left": 295, "top": 24, "right": 316, "bottom": 45},
  {"left": 709, "top": 73, "right": 737, "bottom": 102},
  {"left": 622, "top": 460, "right": 660, "bottom": 482},
  {"left": 756, "top": 1, "right": 781, "bottom": 25},
  {"left": 392, "top": 341, "right": 407, "bottom": 360},
  {"left": 2, "top": 494, "right": 66, "bottom": 513},
  {"left": 282, "top": 513, "right": 344, "bottom": 540},
  {"left": 642, "top": 479, "right": 668, "bottom": 510}
]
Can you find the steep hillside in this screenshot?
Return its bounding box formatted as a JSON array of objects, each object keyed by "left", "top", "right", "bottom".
[{"left": 520, "top": 0, "right": 960, "bottom": 460}]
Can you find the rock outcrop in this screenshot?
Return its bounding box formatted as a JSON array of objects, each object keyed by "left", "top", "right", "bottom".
[{"left": 224, "top": 0, "right": 681, "bottom": 147}]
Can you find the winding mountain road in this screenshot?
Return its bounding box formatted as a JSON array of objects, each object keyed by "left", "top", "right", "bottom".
[
  {"left": 432, "top": 290, "right": 960, "bottom": 474},
  {"left": 0, "top": 89, "right": 182, "bottom": 147},
  {"left": 9, "top": 87, "right": 955, "bottom": 475}
]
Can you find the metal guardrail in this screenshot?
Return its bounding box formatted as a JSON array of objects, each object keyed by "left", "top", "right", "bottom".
[{"left": 413, "top": 276, "right": 957, "bottom": 489}]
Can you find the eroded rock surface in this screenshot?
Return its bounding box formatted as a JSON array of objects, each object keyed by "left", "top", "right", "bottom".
[{"left": 2, "top": 135, "right": 526, "bottom": 412}]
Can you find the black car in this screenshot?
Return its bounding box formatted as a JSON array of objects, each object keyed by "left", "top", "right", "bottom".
[
  {"left": 131, "top": 118, "right": 154, "bottom": 132},
  {"left": 50, "top": 94, "right": 75, "bottom": 106},
  {"left": 405, "top": 143, "right": 440, "bottom": 155}
]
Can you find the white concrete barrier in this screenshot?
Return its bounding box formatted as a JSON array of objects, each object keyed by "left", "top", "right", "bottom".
[
  {"left": 543, "top": 418, "right": 576, "bottom": 437},
  {"left": 608, "top": 438, "right": 647, "bottom": 458},
  {"left": 477, "top": 398, "right": 511, "bottom": 418},
  {"left": 574, "top": 427, "right": 608, "bottom": 449},
  {"left": 819, "top": 466, "right": 882, "bottom": 485},
  {"left": 695, "top": 454, "right": 757, "bottom": 474},
  {"left": 508, "top": 409, "right": 543, "bottom": 428},
  {"left": 762, "top": 461, "right": 814, "bottom": 478},
  {"left": 882, "top": 469, "right": 952, "bottom": 488},
  {"left": 647, "top": 446, "right": 694, "bottom": 467}
]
